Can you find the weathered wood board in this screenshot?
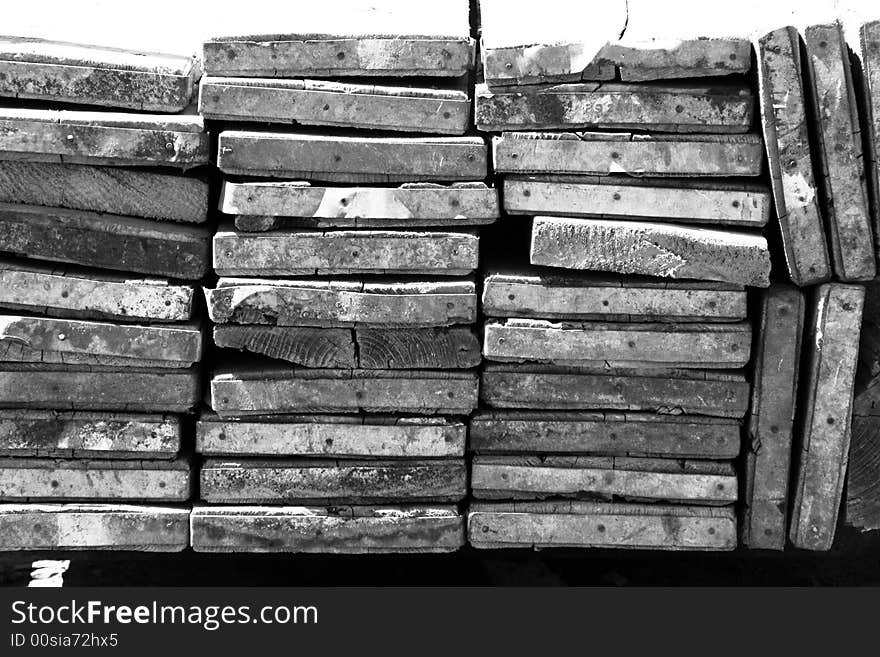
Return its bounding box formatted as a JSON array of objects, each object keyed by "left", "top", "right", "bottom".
[
  {"left": 0, "top": 36, "right": 199, "bottom": 111},
  {"left": 0, "top": 316, "right": 202, "bottom": 367},
  {"left": 481, "top": 363, "right": 750, "bottom": 418},
  {"left": 470, "top": 411, "right": 741, "bottom": 459},
  {"left": 859, "top": 21, "right": 880, "bottom": 255},
  {"left": 529, "top": 217, "right": 772, "bottom": 287},
  {"left": 217, "top": 132, "right": 488, "bottom": 182},
  {"left": 0, "top": 204, "right": 211, "bottom": 280},
  {"left": 0, "top": 108, "right": 208, "bottom": 168},
  {"left": 0, "top": 457, "right": 191, "bottom": 501},
  {"left": 492, "top": 132, "right": 764, "bottom": 177},
  {"left": 483, "top": 319, "right": 751, "bottom": 368},
  {"left": 200, "top": 458, "right": 466, "bottom": 503},
  {"left": 790, "top": 283, "right": 864, "bottom": 550},
  {"left": 742, "top": 284, "right": 804, "bottom": 549},
  {"left": 468, "top": 501, "right": 736, "bottom": 550},
  {"left": 0, "top": 260, "right": 195, "bottom": 322},
  {"left": 0, "top": 161, "right": 209, "bottom": 224},
  {"left": 475, "top": 83, "right": 754, "bottom": 133},
  {"left": 0, "top": 410, "right": 181, "bottom": 458},
  {"left": 197, "top": 413, "right": 465, "bottom": 458},
  {"left": 757, "top": 27, "right": 830, "bottom": 286},
  {"left": 222, "top": 181, "right": 500, "bottom": 229},
  {"left": 213, "top": 229, "right": 478, "bottom": 276},
  {"left": 214, "top": 325, "right": 481, "bottom": 369},
  {"left": 211, "top": 368, "right": 479, "bottom": 417},
  {"left": 803, "top": 23, "right": 875, "bottom": 282},
  {"left": 504, "top": 176, "right": 770, "bottom": 226},
  {"left": 0, "top": 364, "right": 200, "bottom": 412},
  {"left": 205, "top": 279, "right": 476, "bottom": 328},
  {"left": 0, "top": 504, "right": 189, "bottom": 551},
  {"left": 482, "top": 270, "right": 747, "bottom": 322},
  {"left": 191, "top": 505, "right": 464, "bottom": 553},
  {"left": 200, "top": 77, "right": 470, "bottom": 134}
]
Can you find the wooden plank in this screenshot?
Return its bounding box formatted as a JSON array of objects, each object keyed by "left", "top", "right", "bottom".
[
  {"left": 0, "top": 411, "right": 181, "bottom": 459},
  {"left": 790, "top": 283, "right": 864, "bottom": 550},
  {"left": 742, "top": 285, "right": 805, "bottom": 549},
  {"left": 483, "top": 319, "right": 751, "bottom": 368},
  {"left": 482, "top": 270, "right": 747, "bottom": 322},
  {"left": 475, "top": 82, "right": 754, "bottom": 133},
  {"left": 492, "top": 132, "right": 764, "bottom": 177},
  {"left": 200, "top": 77, "right": 470, "bottom": 134},
  {"left": 0, "top": 108, "right": 208, "bottom": 168},
  {"left": 222, "top": 181, "right": 499, "bottom": 228},
  {"left": 0, "top": 36, "right": 198, "bottom": 111},
  {"left": 470, "top": 411, "right": 741, "bottom": 459},
  {"left": 481, "top": 363, "right": 750, "bottom": 418},
  {"left": 213, "top": 229, "right": 478, "bottom": 276},
  {"left": 197, "top": 413, "right": 465, "bottom": 458},
  {"left": 210, "top": 368, "right": 479, "bottom": 417},
  {"left": 758, "top": 27, "right": 830, "bottom": 286},
  {"left": 214, "top": 325, "right": 481, "bottom": 369},
  {"left": 200, "top": 458, "right": 466, "bottom": 503},
  {"left": 529, "top": 217, "right": 772, "bottom": 287},
  {"left": 0, "top": 364, "right": 200, "bottom": 412},
  {"left": 205, "top": 279, "right": 476, "bottom": 328},
  {"left": 191, "top": 505, "right": 464, "bottom": 553},
  {"left": 217, "top": 132, "right": 488, "bottom": 183},
  {"left": 0, "top": 504, "right": 189, "bottom": 551},
  {"left": 0, "top": 457, "right": 191, "bottom": 501},
  {"left": 859, "top": 21, "right": 880, "bottom": 256},
  {"left": 472, "top": 455, "right": 737, "bottom": 503},
  {"left": 0, "top": 204, "right": 211, "bottom": 281},
  {"left": 803, "top": 23, "right": 875, "bottom": 282},
  {"left": 0, "top": 260, "right": 194, "bottom": 322},
  {"left": 468, "top": 501, "right": 736, "bottom": 550}
]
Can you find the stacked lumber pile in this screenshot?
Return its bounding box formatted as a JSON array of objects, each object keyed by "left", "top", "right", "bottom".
[
  {"left": 0, "top": 36, "right": 209, "bottom": 552},
  {"left": 192, "top": 1, "right": 493, "bottom": 553}
]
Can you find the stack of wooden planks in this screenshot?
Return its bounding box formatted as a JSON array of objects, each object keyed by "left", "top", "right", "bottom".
[
  {"left": 193, "top": 0, "right": 493, "bottom": 553},
  {"left": 0, "top": 36, "right": 208, "bottom": 551}
]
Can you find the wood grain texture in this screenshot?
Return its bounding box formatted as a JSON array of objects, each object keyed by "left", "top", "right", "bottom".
[
  {"left": 859, "top": 22, "right": 880, "bottom": 257},
  {"left": 213, "top": 326, "right": 355, "bottom": 368}
]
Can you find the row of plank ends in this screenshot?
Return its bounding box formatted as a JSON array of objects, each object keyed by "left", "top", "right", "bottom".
[
  {"left": 468, "top": 501, "right": 737, "bottom": 550},
  {"left": 0, "top": 261, "right": 195, "bottom": 323},
  {"left": 216, "top": 132, "right": 488, "bottom": 182},
  {"left": 529, "top": 217, "right": 772, "bottom": 287},
  {"left": 0, "top": 109, "right": 208, "bottom": 169},
  {"left": 790, "top": 283, "right": 865, "bottom": 550},
  {"left": 213, "top": 229, "right": 479, "bottom": 277},
  {"left": 0, "top": 203, "right": 211, "bottom": 281},
  {"left": 199, "top": 77, "right": 471, "bottom": 134},
  {"left": 470, "top": 455, "right": 737, "bottom": 504},
  {"left": 0, "top": 504, "right": 189, "bottom": 551},
  {"left": 199, "top": 458, "right": 466, "bottom": 504},
  {"left": 492, "top": 132, "right": 764, "bottom": 178},
  {"left": 222, "top": 181, "right": 500, "bottom": 228},
  {"left": 0, "top": 365, "right": 200, "bottom": 412},
  {"left": 213, "top": 325, "right": 481, "bottom": 369},
  {"left": 470, "top": 411, "right": 741, "bottom": 460},
  {"left": 483, "top": 319, "right": 751, "bottom": 368},
  {"left": 757, "top": 26, "right": 830, "bottom": 286},
  {"left": 482, "top": 271, "right": 747, "bottom": 322},
  {"left": 205, "top": 278, "right": 477, "bottom": 328},
  {"left": 190, "top": 505, "right": 465, "bottom": 553},
  {"left": 741, "top": 284, "right": 805, "bottom": 550},
  {"left": 0, "top": 161, "right": 209, "bottom": 224},
  {"left": 210, "top": 368, "right": 479, "bottom": 417},
  {"left": 0, "top": 457, "right": 191, "bottom": 501},
  {"left": 503, "top": 177, "right": 771, "bottom": 227},
  {"left": 0, "top": 36, "right": 199, "bottom": 112},
  {"left": 474, "top": 83, "right": 754, "bottom": 133},
  {"left": 480, "top": 364, "right": 750, "bottom": 418},
  {"left": 196, "top": 414, "right": 465, "bottom": 458},
  {"left": 0, "top": 411, "right": 182, "bottom": 459}
]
